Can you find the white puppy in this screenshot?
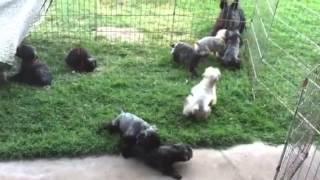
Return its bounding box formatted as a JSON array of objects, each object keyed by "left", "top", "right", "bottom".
[
  {"left": 183, "top": 67, "right": 221, "bottom": 120},
  {"left": 194, "top": 29, "right": 227, "bottom": 57}
]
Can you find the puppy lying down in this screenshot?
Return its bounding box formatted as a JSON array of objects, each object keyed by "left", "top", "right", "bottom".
[
  {"left": 183, "top": 67, "right": 221, "bottom": 120},
  {"left": 12, "top": 44, "right": 52, "bottom": 86},
  {"left": 124, "top": 143, "right": 193, "bottom": 180},
  {"left": 101, "top": 111, "right": 160, "bottom": 153}
]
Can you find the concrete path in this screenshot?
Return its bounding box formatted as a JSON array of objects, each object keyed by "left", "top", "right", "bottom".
[{"left": 0, "top": 142, "right": 283, "bottom": 180}]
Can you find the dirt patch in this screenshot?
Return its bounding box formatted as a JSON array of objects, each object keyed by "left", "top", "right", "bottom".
[{"left": 93, "top": 27, "right": 144, "bottom": 43}]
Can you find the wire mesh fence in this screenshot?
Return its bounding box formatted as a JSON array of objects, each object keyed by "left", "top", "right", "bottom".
[
  {"left": 29, "top": 0, "right": 254, "bottom": 44},
  {"left": 247, "top": 0, "right": 320, "bottom": 112},
  {"left": 274, "top": 65, "right": 320, "bottom": 180},
  {"left": 247, "top": 1, "right": 320, "bottom": 178}
]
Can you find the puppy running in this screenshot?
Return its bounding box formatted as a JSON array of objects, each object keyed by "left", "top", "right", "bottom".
[
  {"left": 12, "top": 44, "right": 52, "bottom": 86},
  {"left": 183, "top": 67, "right": 221, "bottom": 120},
  {"left": 194, "top": 29, "right": 227, "bottom": 58},
  {"left": 124, "top": 143, "right": 193, "bottom": 180},
  {"left": 171, "top": 42, "right": 203, "bottom": 76},
  {"left": 222, "top": 30, "right": 241, "bottom": 68},
  {"left": 100, "top": 111, "right": 160, "bottom": 155}
]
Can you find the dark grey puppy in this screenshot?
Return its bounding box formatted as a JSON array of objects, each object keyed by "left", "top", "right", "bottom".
[
  {"left": 222, "top": 30, "right": 241, "bottom": 68},
  {"left": 12, "top": 44, "right": 52, "bottom": 86},
  {"left": 171, "top": 42, "right": 203, "bottom": 77},
  {"left": 65, "top": 47, "right": 97, "bottom": 73},
  {"left": 124, "top": 143, "right": 193, "bottom": 180},
  {"left": 100, "top": 111, "right": 161, "bottom": 153}
]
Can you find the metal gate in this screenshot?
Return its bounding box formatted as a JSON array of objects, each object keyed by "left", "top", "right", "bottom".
[{"left": 274, "top": 65, "right": 320, "bottom": 180}]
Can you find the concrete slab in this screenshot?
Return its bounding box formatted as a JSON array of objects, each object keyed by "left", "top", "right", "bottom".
[{"left": 0, "top": 142, "right": 283, "bottom": 180}]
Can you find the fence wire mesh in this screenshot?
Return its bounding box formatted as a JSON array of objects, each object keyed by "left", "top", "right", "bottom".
[
  {"left": 29, "top": 0, "right": 254, "bottom": 44},
  {"left": 247, "top": 0, "right": 320, "bottom": 112},
  {"left": 247, "top": 0, "right": 320, "bottom": 178},
  {"left": 274, "top": 65, "right": 320, "bottom": 180}
]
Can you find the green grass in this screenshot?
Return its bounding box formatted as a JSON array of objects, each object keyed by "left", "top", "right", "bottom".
[
  {"left": 1, "top": 0, "right": 319, "bottom": 160},
  {"left": 0, "top": 39, "right": 290, "bottom": 159}
]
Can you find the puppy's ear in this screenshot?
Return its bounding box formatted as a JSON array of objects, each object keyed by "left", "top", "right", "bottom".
[
  {"left": 231, "top": 0, "right": 239, "bottom": 9},
  {"left": 220, "top": 0, "right": 227, "bottom": 9}
]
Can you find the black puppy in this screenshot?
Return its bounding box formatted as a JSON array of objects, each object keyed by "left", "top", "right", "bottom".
[
  {"left": 65, "top": 47, "right": 97, "bottom": 72},
  {"left": 222, "top": 30, "right": 241, "bottom": 68},
  {"left": 100, "top": 111, "right": 160, "bottom": 155},
  {"left": 124, "top": 143, "right": 193, "bottom": 180},
  {"left": 211, "top": 0, "right": 246, "bottom": 36},
  {"left": 170, "top": 42, "right": 203, "bottom": 77},
  {"left": 12, "top": 44, "right": 52, "bottom": 86}
]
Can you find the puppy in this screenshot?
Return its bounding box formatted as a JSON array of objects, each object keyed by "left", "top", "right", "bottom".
[
  {"left": 125, "top": 143, "right": 193, "bottom": 180},
  {"left": 65, "top": 47, "right": 97, "bottom": 72},
  {"left": 171, "top": 42, "right": 203, "bottom": 76},
  {"left": 211, "top": 0, "right": 246, "bottom": 36},
  {"left": 194, "top": 29, "right": 227, "bottom": 58},
  {"left": 12, "top": 44, "right": 52, "bottom": 86},
  {"left": 222, "top": 30, "right": 241, "bottom": 68},
  {"left": 100, "top": 111, "right": 160, "bottom": 155},
  {"left": 183, "top": 67, "right": 221, "bottom": 120}
]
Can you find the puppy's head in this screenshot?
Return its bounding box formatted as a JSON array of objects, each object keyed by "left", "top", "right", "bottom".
[
  {"left": 202, "top": 67, "right": 221, "bottom": 82},
  {"left": 225, "top": 30, "right": 240, "bottom": 43},
  {"left": 170, "top": 144, "right": 193, "bottom": 161},
  {"left": 194, "top": 42, "right": 210, "bottom": 56},
  {"left": 170, "top": 43, "right": 178, "bottom": 54},
  {"left": 85, "top": 57, "right": 97, "bottom": 72},
  {"left": 16, "top": 44, "right": 38, "bottom": 62},
  {"left": 216, "top": 29, "right": 227, "bottom": 40}
]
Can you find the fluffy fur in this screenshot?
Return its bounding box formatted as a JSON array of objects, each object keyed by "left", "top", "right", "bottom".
[
  {"left": 183, "top": 67, "right": 221, "bottom": 120},
  {"left": 100, "top": 111, "right": 161, "bottom": 153},
  {"left": 222, "top": 30, "right": 241, "bottom": 68},
  {"left": 11, "top": 44, "right": 52, "bottom": 86},
  {"left": 211, "top": 0, "right": 246, "bottom": 36},
  {"left": 124, "top": 143, "right": 193, "bottom": 180},
  {"left": 194, "top": 29, "right": 227, "bottom": 58},
  {"left": 65, "top": 47, "right": 97, "bottom": 72},
  {"left": 170, "top": 42, "right": 203, "bottom": 76}
]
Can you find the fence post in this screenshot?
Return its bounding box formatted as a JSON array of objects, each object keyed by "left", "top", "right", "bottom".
[
  {"left": 268, "top": 0, "right": 280, "bottom": 34},
  {"left": 170, "top": 0, "right": 177, "bottom": 43}
]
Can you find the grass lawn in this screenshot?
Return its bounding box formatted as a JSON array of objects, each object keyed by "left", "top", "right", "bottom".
[{"left": 0, "top": 0, "right": 318, "bottom": 160}]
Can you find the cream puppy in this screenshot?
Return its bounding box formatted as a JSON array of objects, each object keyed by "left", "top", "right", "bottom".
[{"left": 183, "top": 67, "right": 221, "bottom": 120}]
